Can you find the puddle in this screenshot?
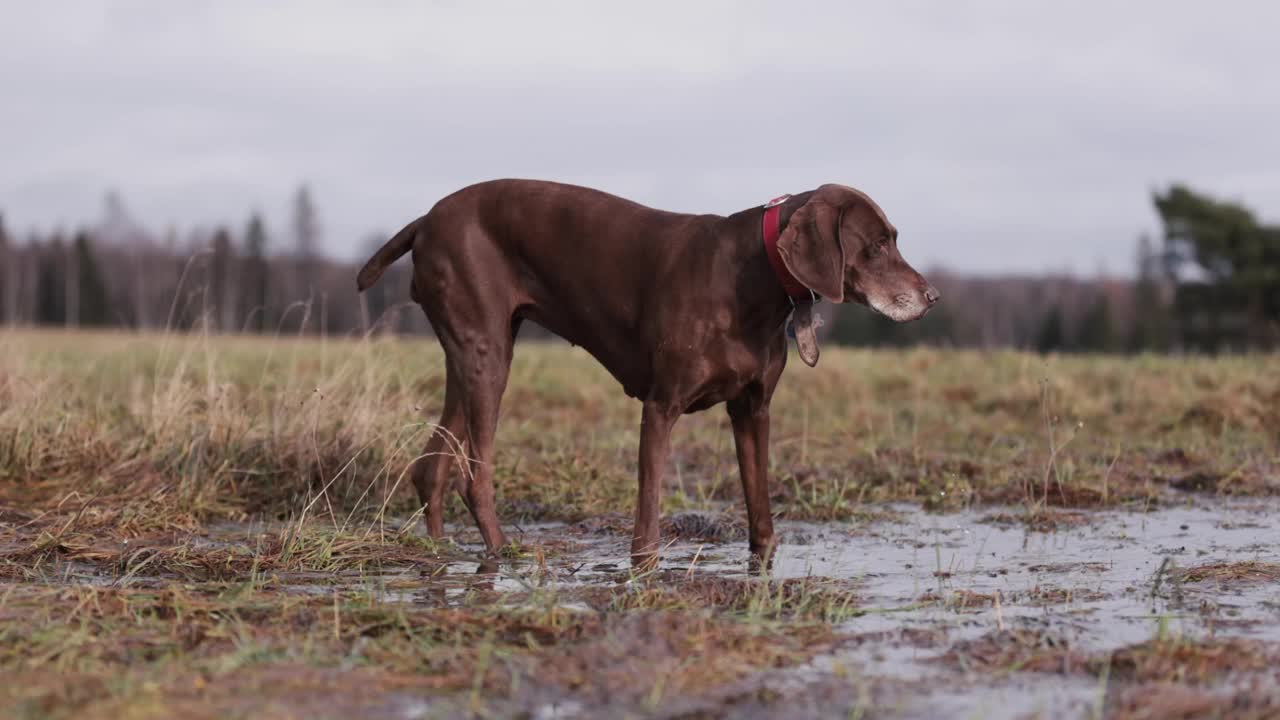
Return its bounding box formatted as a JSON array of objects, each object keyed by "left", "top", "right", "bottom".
[
  {"left": 433, "top": 500, "right": 1279, "bottom": 718},
  {"left": 672, "top": 500, "right": 1279, "bottom": 718},
  {"left": 26, "top": 500, "right": 1278, "bottom": 718},
  {"left": 58, "top": 501, "right": 1280, "bottom": 652}
]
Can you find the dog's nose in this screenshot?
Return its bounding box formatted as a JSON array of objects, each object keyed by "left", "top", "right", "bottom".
[{"left": 924, "top": 286, "right": 941, "bottom": 306}]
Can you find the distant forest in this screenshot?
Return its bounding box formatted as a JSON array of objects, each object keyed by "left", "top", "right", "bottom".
[{"left": 1, "top": 184, "right": 1276, "bottom": 352}]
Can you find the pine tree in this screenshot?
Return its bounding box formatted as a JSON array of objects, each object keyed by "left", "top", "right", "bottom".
[
  {"left": 360, "top": 232, "right": 393, "bottom": 332},
  {"left": 244, "top": 213, "right": 270, "bottom": 333},
  {"left": 293, "top": 185, "right": 319, "bottom": 260},
  {"left": 1035, "top": 305, "right": 1065, "bottom": 354},
  {"left": 36, "top": 235, "right": 67, "bottom": 326},
  {"left": 64, "top": 232, "right": 79, "bottom": 328},
  {"left": 1077, "top": 294, "right": 1117, "bottom": 353},
  {"left": 74, "top": 231, "right": 111, "bottom": 326},
  {"left": 209, "top": 227, "right": 235, "bottom": 331},
  {"left": 1128, "top": 234, "right": 1170, "bottom": 352},
  {"left": 1155, "top": 185, "right": 1280, "bottom": 350}
]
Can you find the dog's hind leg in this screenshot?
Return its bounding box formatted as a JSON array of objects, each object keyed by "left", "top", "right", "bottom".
[
  {"left": 411, "top": 371, "right": 466, "bottom": 538},
  {"left": 440, "top": 321, "right": 515, "bottom": 556},
  {"left": 412, "top": 230, "right": 521, "bottom": 557}
]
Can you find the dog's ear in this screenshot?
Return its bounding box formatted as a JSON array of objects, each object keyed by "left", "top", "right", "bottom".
[{"left": 776, "top": 197, "right": 845, "bottom": 302}]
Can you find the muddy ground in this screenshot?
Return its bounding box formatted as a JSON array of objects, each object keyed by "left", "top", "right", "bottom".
[
  {"left": 5, "top": 499, "right": 1278, "bottom": 719},
  {"left": 1, "top": 334, "right": 1277, "bottom": 718}
]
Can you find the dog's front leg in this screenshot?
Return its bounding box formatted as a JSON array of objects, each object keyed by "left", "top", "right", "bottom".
[
  {"left": 632, "top": 400, "right": 679, "bottom": 570},
  {"left": 727, "top": 388, "right": 777, "bottom": 567}
]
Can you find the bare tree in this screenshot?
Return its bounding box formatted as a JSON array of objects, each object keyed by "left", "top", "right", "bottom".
[
  {"left": 13, "top": 234, "right": 40, "bottom": 325},
  {"left": 99, "top": 191, "right": 155, "bottom": 329},
  {"left": 293, "top": 184, "right": 321, "bottom": 317},
  {"left": 209, "top": 227, "right": 236, "bottom": 331},
  {"left": 0, "top": 214, "right": 13, "bottom": 326},
  {"left": 64, "top": 232, "right": 79, "bottom": 329}
]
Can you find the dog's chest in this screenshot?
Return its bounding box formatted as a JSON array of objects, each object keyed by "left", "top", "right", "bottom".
[{"left": 676, "top": 329, "right": 779, "bottom": 413}]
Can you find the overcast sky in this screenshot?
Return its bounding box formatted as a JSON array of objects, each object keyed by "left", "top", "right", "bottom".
[{"left": 3, "top": 1, "right": 1278, "bottom": 274}]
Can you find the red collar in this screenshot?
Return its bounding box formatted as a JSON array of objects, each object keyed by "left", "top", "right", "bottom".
[{"left": 761, "top": 194, "right": 814, "bottom": 302}]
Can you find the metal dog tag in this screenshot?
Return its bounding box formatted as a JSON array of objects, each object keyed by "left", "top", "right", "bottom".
[{"left": 789, "top": 304, "right": 823, "bottom": 367}]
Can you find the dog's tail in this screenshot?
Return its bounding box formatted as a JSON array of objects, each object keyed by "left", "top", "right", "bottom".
[{"left": 357, "top": 216, "right": 424, "bottom": 292}]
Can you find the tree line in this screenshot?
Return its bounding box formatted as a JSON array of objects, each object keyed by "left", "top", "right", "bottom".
[
  {"left": 0, "top": 186, "right": 430, "bottom": 336},
  {"left": 1, "top": 184, "right": 1276, "bottom": 352},
  {"left": 828, "top": 184, "right": 1278, "bottom": 352}
]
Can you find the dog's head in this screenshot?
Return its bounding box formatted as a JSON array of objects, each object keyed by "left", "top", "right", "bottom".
[{"left": 777, "top": 184, "right": 938, "bottom": 321}]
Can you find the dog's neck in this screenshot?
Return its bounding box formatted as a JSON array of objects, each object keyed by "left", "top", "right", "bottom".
[{"left": 718, "top": 191, "right": 817, "bottom": 334}]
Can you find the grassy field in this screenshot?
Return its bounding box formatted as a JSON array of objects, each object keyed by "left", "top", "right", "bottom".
[{"left": 1, "top": 329, "right": 1277, "bottom": 718}]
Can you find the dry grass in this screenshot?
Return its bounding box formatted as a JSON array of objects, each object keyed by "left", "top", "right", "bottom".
[
  {"left": 1174, "top": 561, "right": 1280, "bottom": 585},
  {"left": 937, "top": 630, "right": 1280, "bottom": 718},
  {"left": 611, "top": 575, "right": 862, "bottom": 622},
  {"left": 935, "top": 629, "right": 1083, "bottom": 673},
  {"left": 1104, "top": 637, "right": 1280, "bottom": 684},
  {"left": 0, "top": 583, "right": 817, "bottom": 715},
  {"left": 1109, "top": 682, "right": 1279, "bottom": 720},
  {"left": 2, "top": 329, "right": 1278, "bottom": 717},
  {"left": 2, "top": 329, "right": 1276, "bottom": 528},
  {"left": 949, "top": 630, "right": 1280, "bottom": 681},
  {"left": 0, "top": 565, "right": 844, "bottom": 718}
]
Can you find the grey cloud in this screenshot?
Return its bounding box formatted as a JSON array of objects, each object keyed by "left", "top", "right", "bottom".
[{"left": 2, "top": 1, "right": 1277, "bottom": 273}]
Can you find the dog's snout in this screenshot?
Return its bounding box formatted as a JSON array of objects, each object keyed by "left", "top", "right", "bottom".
[{"left": 924, "top": 286, "right": 941, "bottom": 306}]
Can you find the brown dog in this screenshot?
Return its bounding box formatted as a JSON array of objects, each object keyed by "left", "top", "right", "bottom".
[{"left": 358, "top": 180, "right": 937, "bottom": 567}]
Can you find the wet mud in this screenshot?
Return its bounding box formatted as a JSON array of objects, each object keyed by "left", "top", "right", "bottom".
[{"left": 6, "top": 500, "right": 1278, "bottom": 719}]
